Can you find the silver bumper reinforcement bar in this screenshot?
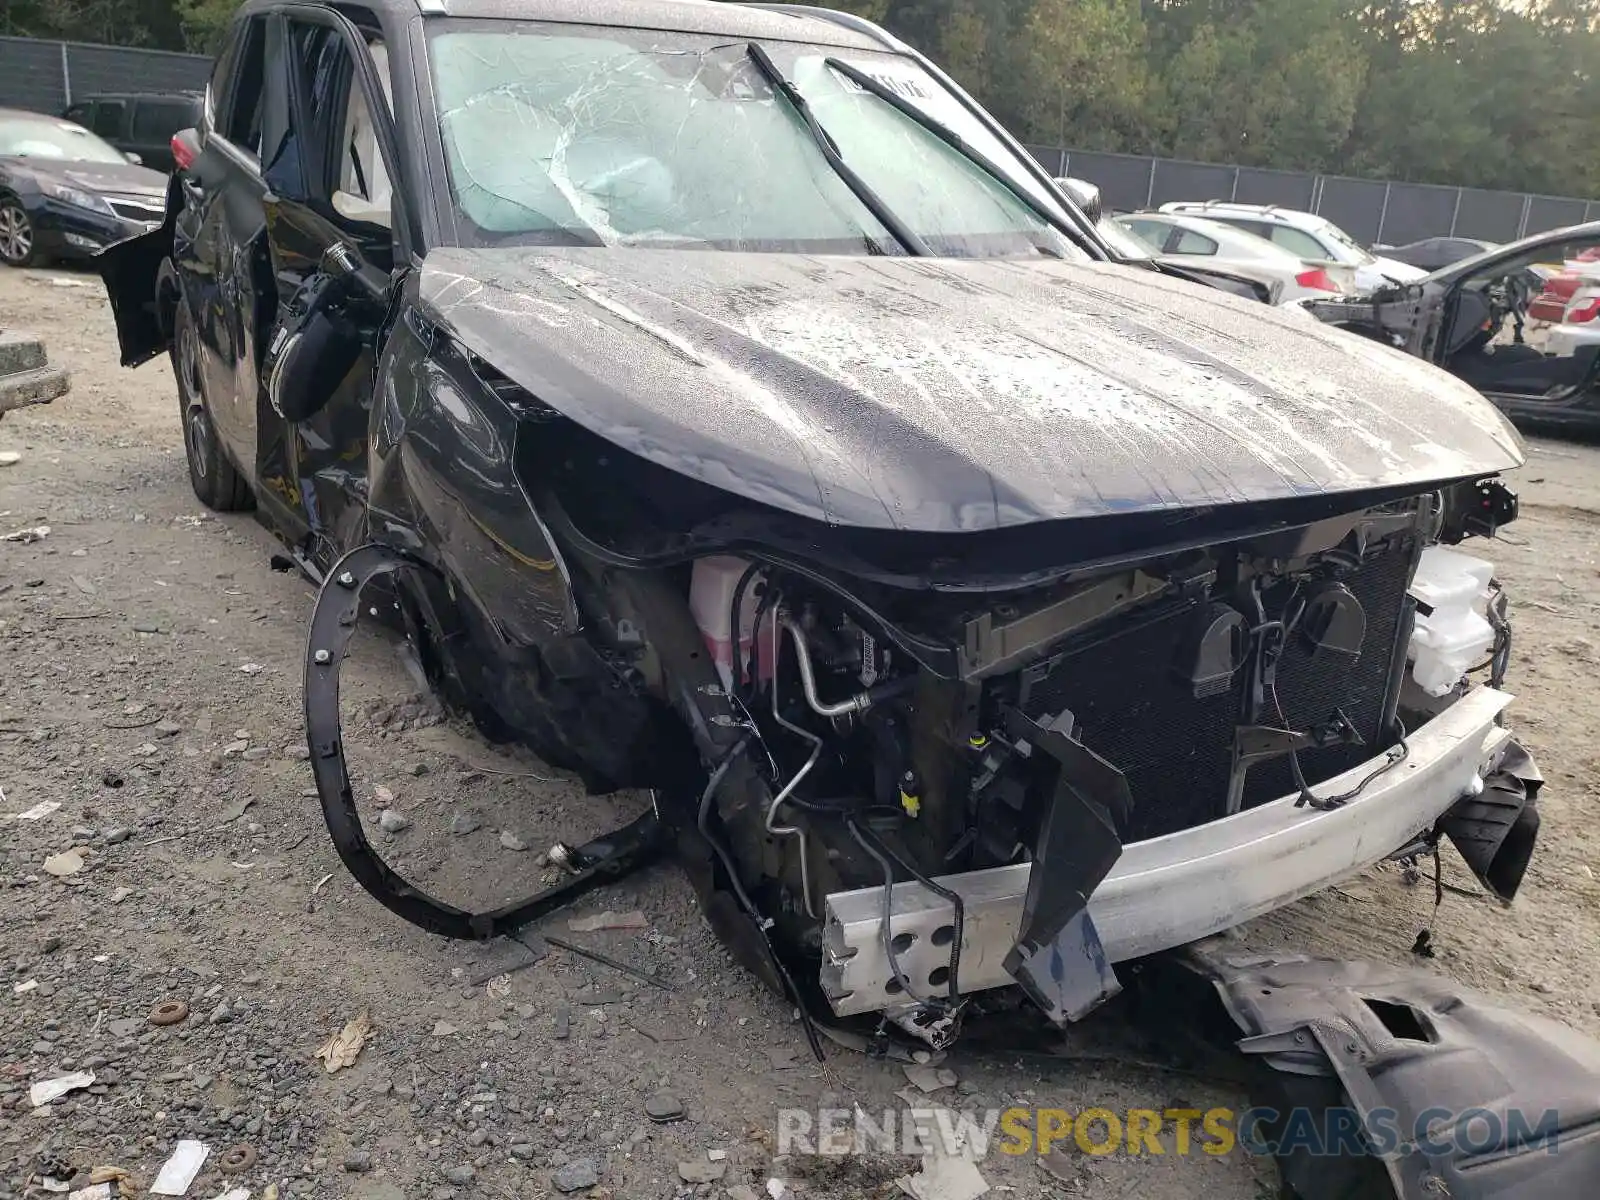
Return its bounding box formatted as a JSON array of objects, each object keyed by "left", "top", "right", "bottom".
[{"left": 821, "top": 687, "right": 1515, "bottom": 1017}]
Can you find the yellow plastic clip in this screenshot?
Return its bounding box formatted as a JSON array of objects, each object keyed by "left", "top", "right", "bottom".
[{"left": 899, "top": 790, "right": 922, "bottom": 818}]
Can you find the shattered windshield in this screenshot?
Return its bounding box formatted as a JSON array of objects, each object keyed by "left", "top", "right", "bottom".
[{"left": 427, "top": 22, "right": 1086, "bottom": 259}]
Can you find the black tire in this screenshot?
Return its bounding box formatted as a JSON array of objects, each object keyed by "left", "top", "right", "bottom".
[
  {"left": 172, "top": 300, "right": 253, "bottom": 512},
  {"left": 0, "top": 196, "right": 44, "bottom": 267}
]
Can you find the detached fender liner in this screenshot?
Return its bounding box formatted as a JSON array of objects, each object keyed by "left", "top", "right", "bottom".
[
  {"left": 1160, "top": 946, "right": 1600, "bottom": 1200},
  {"left": 303, "top": 543, "right": 665, "bottom": 941}
]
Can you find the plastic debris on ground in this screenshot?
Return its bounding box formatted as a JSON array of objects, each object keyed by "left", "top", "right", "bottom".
[
  {"left": 2, "top": 524, "right": 49, "bottom": 543},
  {"left": 895, "top": 1155, "right": 990, "bottom": 1200},
  {"left": 314, "top": 1009, "right": 373, "bottom": 1073},
  {"left": 14, "top": 979, "right": 38, "bottom": 994},
  {"left": 568, "top": 910, "right": 649, "bottom": 932},
  {"left": 29, "top": 1071, "right": 96, "bottom": 1107},
  {"left": 894, "top": 1103, "right": 991, "bottom": 1200},
  {"left": 150, "top": 1140, "right": 210, "bottom": 1195},
  {"left": 902, "top": 1064, "right": 958, "bottom": 1093},
  {"left": 5, "top": 799, "right": 61, "bottom": 821},
  {"left": 42, "top": 849, "right": 85, "bottom": 877}
]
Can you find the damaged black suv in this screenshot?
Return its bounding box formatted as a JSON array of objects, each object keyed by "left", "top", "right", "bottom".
[{"left": 101, "top": 0, "right": 1541, "bottom": 1052}]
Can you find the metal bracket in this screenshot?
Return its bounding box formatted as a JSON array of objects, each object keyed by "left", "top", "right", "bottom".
[
  {"left": 1225, "top": 710, "right": 1363, "bottom": 815},
  {"left": 303, "top": 543, "right": 665, "bottom": 941},
  {"left": 959, "top": 569, "right": 1169, "bottom": 680}
]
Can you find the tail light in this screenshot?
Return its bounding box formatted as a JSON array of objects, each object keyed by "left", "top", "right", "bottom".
[
  {"left": 170, "top": 128, "right": 198, "bottom": 172},
  {"left": 1565, "top": 296, "right": 1600, "bottom": 323},
  {"left": 1294, "top": 267, "right": 1338, "bottom": 292}
]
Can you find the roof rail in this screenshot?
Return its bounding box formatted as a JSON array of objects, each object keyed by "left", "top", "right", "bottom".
[{"left": 740, "top": 3, "right": 901, "bottom": 50}]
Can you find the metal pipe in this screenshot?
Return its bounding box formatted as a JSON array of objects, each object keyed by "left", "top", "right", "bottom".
[
  {"left": 768, "top": 615, "right": 820, "bottom": 918},
  {"left": 780, "top": 616, "right": 873, "bottom": 719},
  {"left": 761, "top": 624, "right": 819, "bottom": 915}
]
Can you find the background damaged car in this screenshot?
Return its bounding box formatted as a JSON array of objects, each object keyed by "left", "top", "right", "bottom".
[
  {"left": 1302, "top": 220, "right": 1600, "bottom": 432},
  {"left": 100, "top": 0, "right": 1543, "bottom": 1053}
]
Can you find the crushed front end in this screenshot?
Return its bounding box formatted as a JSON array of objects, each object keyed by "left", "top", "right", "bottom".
[
  {"left": 521, "top": 436, "right": 1540, "bottom": 1051},
  {"left": 304, "top": 246, "right": 1542, "bottom": 1053}
]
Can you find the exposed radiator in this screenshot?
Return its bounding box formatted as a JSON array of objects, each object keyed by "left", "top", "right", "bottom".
[{"left": 1018, "top": 540, "right": 1417, "bottom": 842}]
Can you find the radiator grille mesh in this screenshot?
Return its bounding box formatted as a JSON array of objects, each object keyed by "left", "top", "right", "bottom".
[{"left": 1019, "top": 543, "right": 1415, "bottom": 842}]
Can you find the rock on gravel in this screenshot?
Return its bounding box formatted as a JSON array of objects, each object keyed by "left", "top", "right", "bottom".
[
  {"left": 498, "top": 829, "right": 528, "bottom": 852},
  {"left": 442, "top": 1165, "right": 475, "bottom": 1185},
  {"left": 643, "top": 1092, "right": 684, "bottom": 1123},
  {"left": 551, "top": 1157, "right": 600, "bottom": 1193},
  {"left": 378, "top": 808, "right": 411, "bottom": 833},
  {"left": 678, "top": 1160, "right": 726, "bottom": 1184}
]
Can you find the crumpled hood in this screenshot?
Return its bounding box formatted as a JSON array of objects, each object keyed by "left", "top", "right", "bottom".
[{"left": 419, "top": 247, "right": 1524, "bottom": 532}]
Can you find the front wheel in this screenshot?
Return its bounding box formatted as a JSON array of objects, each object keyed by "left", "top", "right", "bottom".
[
  {"left": 0, "top": 198, "right": 43, "bottom": 267},
  {"left": 172, "top": 300, "right": 252, "bottom": 512}
]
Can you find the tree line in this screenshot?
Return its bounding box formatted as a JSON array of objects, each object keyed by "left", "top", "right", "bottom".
[{"left": 4, "top": 0, "right": 1596, "bottom": 196}]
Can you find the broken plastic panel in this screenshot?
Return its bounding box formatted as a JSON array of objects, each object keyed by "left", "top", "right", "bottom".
[{"left": 998, "top": 709, "right": 1129, "bottom": 1024}]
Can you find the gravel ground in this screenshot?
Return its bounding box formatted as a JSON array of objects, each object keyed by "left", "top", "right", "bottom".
[{"left": 3, "top": 266, "right": 1597, "bottom": 1200}]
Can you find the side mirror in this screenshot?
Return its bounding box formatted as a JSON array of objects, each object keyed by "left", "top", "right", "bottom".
[
  {"left": 125, "top": 151, "right": 143, "bottom": 166},
  {"left": 1055, "top": 177, "right": 1103, "bottom": 224}
]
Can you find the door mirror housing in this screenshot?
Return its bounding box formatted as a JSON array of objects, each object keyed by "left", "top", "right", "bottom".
[
  {"left": 125, "top": 151, "right": 143, "bottom": 166},
  {"left": 1055, "top": 177, "right": 1104, "bottom": 224}
]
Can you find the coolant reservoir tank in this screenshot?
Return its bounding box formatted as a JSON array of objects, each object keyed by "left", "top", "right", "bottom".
[
  {"left": 689, "top": 557, "right": 774, "bottom": 690},
  {"left": 1408, "top": 545, "right": 1496, "bottom": 697}
]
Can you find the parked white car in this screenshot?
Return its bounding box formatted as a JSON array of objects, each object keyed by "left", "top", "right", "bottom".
[
  {"left": 1055, "top": 177, "right": 1302, "bottom": 305},
  {"left": 1545, "top": 282, "right": 1600, "bottom": 357},
  {"left": 1160, "top": 201, "right": 1428, "bottom": 291},
  {"left": 1116, "top": 211, "right": 1357, "bottom": 301}
]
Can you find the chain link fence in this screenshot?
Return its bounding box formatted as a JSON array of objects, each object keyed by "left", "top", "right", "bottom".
[
  {"left": 1026, "top": 145, "right": 1599, "bottom": 247},
  {"left": 0, "top": 36, "right": 210, "bottom": 117}
]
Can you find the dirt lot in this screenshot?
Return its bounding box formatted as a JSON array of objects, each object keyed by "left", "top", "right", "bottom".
[{"left": 2, "top": 264, "right": 1598, "bottom": 1200}]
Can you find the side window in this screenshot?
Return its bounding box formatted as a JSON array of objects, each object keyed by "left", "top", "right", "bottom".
[
  {"left": 1226, "top": 219, "right": 1273, "bottom": 240},
  {"left": 1171, "top": 228, "right": 1218, "bottom": 256},
  {"left": 1269, "top": 226, "right": 1331, "bottom": 260},
  {"left": 132, "top": 101, "right": 192, "bottom": 142},
  {"left": 91, "top": 101, "right": 127, "bottom": 139},
  {"left": 208, "top": 28, "right": 240, "bottom": 125},
  {"left": 1120, "top": 219, "right": 1170, "bottom": 253},
  {"left": 286, "top": 20, "right": 394, "bottom": 230},
  {"left": 219, "top": 17, "right": 268, "bottom": 155}
]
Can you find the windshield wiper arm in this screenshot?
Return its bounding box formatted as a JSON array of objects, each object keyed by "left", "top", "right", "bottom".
[
  {"left": 744, "top": 43, "right": 929, "bottom": 257},
  {"left": 822, "top": 57, "right": 1093, "bottom": 255}
]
